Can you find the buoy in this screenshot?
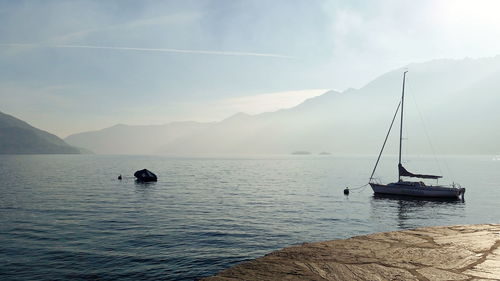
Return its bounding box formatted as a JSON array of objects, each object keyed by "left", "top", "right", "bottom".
[
  {"left": 343, "top": 187, "right": 349, "bottom": 195},
  {"left": 118, "top": 174, "right": 122, "bottom": 180}
]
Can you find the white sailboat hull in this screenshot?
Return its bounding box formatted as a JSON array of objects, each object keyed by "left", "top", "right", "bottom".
[{"left": 370, "top": 182, "right": 465, "bottom": 199}]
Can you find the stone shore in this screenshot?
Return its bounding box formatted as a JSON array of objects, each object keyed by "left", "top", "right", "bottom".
[{"left": 202, "top": 224, "right": 500, "bottom": 281}]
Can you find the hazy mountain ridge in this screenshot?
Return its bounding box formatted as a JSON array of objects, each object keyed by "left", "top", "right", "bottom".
[
  {"left": 0, "top": 111, "right": 83, "bottom": 154},
  {"left": 65, "top": 121, "right": 213, "bottom": 154},
  {"left": 65, "top": 56, "right": 500, "bottom": 155}
]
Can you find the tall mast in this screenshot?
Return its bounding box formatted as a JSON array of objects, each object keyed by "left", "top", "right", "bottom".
[{"left": 398, "top": 71, "right": 408, "bottom": 181}]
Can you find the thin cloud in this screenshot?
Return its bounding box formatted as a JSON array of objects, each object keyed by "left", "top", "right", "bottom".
[
  {"left": 42, "top": 13, "right": 203, "bottom": 45},
  {"left": 0, "top": 43, "right": 295, "bottom": 59}
]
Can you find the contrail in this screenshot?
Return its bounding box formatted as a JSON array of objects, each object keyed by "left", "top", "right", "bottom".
[{"left": 0, "top": 43, "right": 294, "bottom": 59}]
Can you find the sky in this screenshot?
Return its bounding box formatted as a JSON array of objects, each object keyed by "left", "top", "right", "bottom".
[{"left": 2, "top": 0, "right": 500, "bottom": 137}]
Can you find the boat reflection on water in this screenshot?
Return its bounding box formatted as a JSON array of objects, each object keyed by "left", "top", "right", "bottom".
[{"left": 370, "top": 194, "right": 466, "bottom": 230}]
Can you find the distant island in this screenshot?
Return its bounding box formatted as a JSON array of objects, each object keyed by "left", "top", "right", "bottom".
[
  {"left": 291, "top": 151, "right": 331, "bottom": 155},
  {"left": 0, "top": 111, "right": 86, "bottom": 154},
  {"left": 291, "top": 151, "right": 311, "bottom": 155}
]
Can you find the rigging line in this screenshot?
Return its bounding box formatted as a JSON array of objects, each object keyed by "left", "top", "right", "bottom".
[
  {"left": 369, "top": 100, "right": 402, "bottom": 182},
  {"left": 407, "top": 80, "right": 448, "bottom": 177},
  {"left": 403, "top": 117, "right": 410, "bottom": 163}
]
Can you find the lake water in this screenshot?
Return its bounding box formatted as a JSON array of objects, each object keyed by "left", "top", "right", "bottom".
[{"left": 1, "top": 155, "right": 499, "bottom": 280}]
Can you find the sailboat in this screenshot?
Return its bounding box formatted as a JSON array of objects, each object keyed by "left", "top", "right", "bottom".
[{"left": 369, "top": 71, "right": 466, "bottom": 199}]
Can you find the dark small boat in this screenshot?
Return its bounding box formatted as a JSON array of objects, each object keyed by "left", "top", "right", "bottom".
[{"left": 134, "top": 169, "right": 158, "bottom": 182}]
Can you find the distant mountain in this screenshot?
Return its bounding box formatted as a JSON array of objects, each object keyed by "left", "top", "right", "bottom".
[
  {"left": 65, "top": 121, "right": 211, "bottom": 154},
  {"left": 66, "top": 56, "right": 500, "bottom": 155},
  {"left": 0, "top": 111, "right": 83, "bottom": 154}
]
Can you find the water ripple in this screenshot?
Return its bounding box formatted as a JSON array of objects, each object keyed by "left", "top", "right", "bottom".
[{"left": 0, "top": 155, "right": 498, "bottom": 280}]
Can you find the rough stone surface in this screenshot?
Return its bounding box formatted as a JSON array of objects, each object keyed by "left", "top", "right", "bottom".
[{"left": 201, "top": 224, "right": 500, "bottom": 281}]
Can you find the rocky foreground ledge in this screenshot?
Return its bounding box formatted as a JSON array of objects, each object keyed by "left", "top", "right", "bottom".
[{"left": 202, "top": 224, "right": 500, "bottom": 281}]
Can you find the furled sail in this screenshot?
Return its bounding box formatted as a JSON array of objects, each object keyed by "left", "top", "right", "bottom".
[{"left": 398, "top": 164, "right": 442, "bottom": 179}]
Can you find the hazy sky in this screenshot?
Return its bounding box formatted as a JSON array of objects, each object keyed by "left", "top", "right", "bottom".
[{"left": 2, "top": 0, "right": 500, "bottom": 137}]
